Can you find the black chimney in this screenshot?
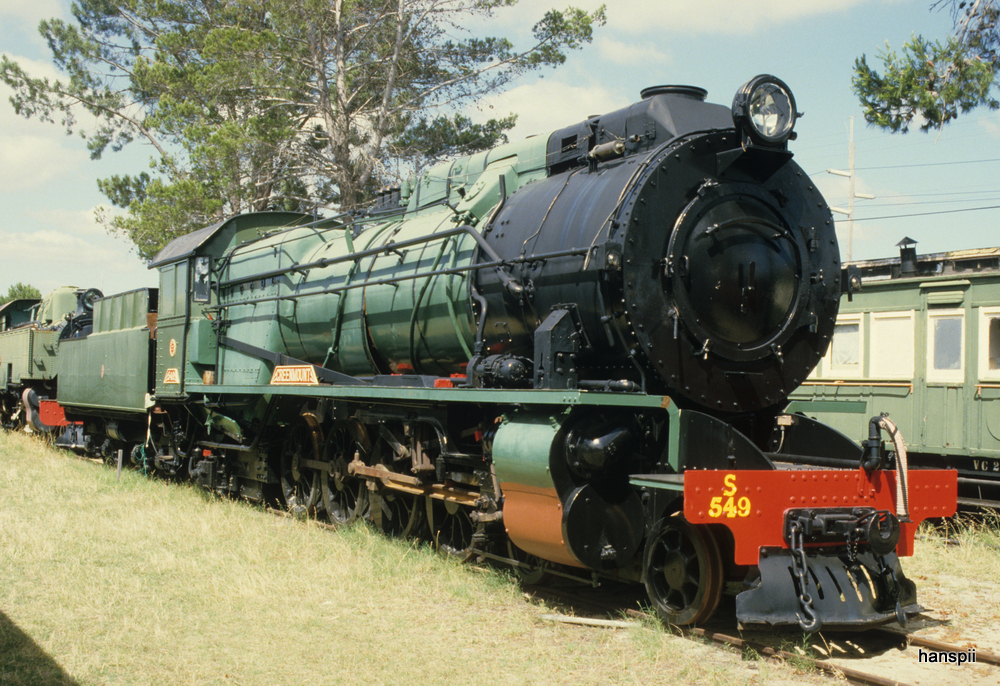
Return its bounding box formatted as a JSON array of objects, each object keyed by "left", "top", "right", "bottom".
[{"left": 897, "top": 237, "right": 918, "bottom": 276}]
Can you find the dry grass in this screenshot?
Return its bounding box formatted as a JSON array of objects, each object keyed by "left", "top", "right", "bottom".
[
  {"left": 1, "top": 430, "right": 840, "bottom": 686},
  {"left": 904, "top": 514, "right": 1000, "bottom": 647}
]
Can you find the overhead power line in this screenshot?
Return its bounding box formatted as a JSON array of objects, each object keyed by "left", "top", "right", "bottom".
[
  {"left": 855, "top": 157, "right": 1000, "bottom": 171},
  {"left": 863, "top": 196, "right": 1000, "bottom": 208},
  {"left": 879, "top": 189, "right": 1000, "bottom": 199},
  {"left": 810, "top": 158, "right": 1000, "bottom": 176},
  {"left": 849, "top": 204, "right": 1000, "bottom": 222}
]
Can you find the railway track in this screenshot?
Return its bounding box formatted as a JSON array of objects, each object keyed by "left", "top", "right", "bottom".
[
  {"left": 683, "top": 625, "right": 998, "bottom": 686},
  {"left": 525, "top": 583, "right": 1000, "bottom": 686}
]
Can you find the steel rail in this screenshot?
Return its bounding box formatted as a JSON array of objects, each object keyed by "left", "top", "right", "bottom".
[
  {"left": 871, "top": 629, "right": 1000, "bottom": 667},
  {"left": 523, "top": 584, "right": 931, "bottom": 686},
  {"left": 680, "top": 625, "right": 916, "bottom": 686}
]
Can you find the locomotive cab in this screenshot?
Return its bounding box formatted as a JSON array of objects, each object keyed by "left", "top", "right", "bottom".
[{"left": 149, "top": 211, "right": 316, "bottom": 397}]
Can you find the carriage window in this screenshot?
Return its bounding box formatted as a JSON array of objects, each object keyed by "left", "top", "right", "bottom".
[
  {"left": 933, "top": 319, "right": 962, "bottom": 369},
  {"left": 870, "top": 311, "right": 914, "bottom": 379},
  {"left": 833, "top": 324, "right": 860, "bottom": 365},
  {"left": 990, "top": 319, "right": 1000, "bottom": 369},
  {"left": 927, "top": 309, "right": 964, "bottom": 383},
  {"left": 988, "top": 318, "right": 1000, "bottom": 370},
  {"left": 827, "top": 313, "right": 863, "bottom": 378},
  {"left": 977, "top": 307, "right": 1000, "bottom": 381}
]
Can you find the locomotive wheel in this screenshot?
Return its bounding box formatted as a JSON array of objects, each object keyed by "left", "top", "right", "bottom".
[
  {"left": 281, "top": 420, "right": 323, "bottom": 518},
  {"left": 644, "top": 516, "right": 724, "bottom": 626},
  {"left": 322, "top": 469, "right": 369, "bottom": 525},
  {"left": 152, "top": 415, "right": 194, "bottom": 478},
  {"left": 21, "top": 388, "right": 56, "bottom": 434},
  {"left": 426, "top": 498, "right": 478, "bottom": 561},
  {"left": 171, "top": 412, "right": 199, "bottom": 472},
  {"left": 506, "top": 540, "right": 552, "bottom": 586},
  {"left": 1, "top": 393, "right": 18, "bottom": 429},
  {"left": 322, "top": 423, "right": 368, "bottom": 525},
  {"left": 378, "top": 491, "right": 424, "bottom": 538}
]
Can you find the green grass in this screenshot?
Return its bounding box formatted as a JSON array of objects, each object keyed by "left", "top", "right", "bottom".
[{"left": 0, "top": 431, "right": 864, "bottom": 685}]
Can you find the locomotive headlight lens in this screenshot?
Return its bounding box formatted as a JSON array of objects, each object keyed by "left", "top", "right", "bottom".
[{"left": 733, "top": 75, "right": 798, "bottom": 145}]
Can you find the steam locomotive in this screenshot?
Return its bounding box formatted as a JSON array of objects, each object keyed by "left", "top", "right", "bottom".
[{"left": 0, "top": 75, "right": 956, "bottom": 632}]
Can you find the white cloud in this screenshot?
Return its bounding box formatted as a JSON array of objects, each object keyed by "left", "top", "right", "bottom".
[
  {"left": 0, "top": 54, "right": 99, "bottom": 190},
  {"left": 1, "top": 53, "right": 64, "bottom": 84},
  {"left": 597, "top": 37, "right": 671, "bottom": 67},
  {"left": 980, "top": 117, "right": 1000, "bottom": 140},
  {"left": 0, "top": 206, "right": 155, "bottom": 295},
  {"left": 493, "top": 0, "right": 897, "bottom": 35},
  {"left": 474, "top": 79, "right": 625, "bottom": 140},
  {"left": 29, "top": 207, "right": 114, "bottom": 239},
  {"left": 0, "top": 0, "right": 65, "bottom": 25},
  {"left": 0, "top": 133, "right": 86, "bottom": 190}
]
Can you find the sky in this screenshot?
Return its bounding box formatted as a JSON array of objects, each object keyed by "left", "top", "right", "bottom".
[{"left": 1, "top": 0, "right": 998, "bottom": 297}]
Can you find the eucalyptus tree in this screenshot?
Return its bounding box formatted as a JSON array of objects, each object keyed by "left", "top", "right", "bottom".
[
  {"left": 2, "top": 0, "right": 604, "bottom": 259},
  {"left": 853, "top": 0, "right": 998, "bottom": 132}
]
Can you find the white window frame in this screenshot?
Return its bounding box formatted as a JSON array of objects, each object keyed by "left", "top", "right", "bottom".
[
  {"left": 978, "top": 306, "right": 1000, "bottom": 381},
  {"left": 822, "top": 312, "right": 864, "bottom": 379},
  {"left": 869, "top": 310, "right": 915, "bottom": 380},
  {"left": 926, "top": 308, "right": 965, "bottom": 384}
]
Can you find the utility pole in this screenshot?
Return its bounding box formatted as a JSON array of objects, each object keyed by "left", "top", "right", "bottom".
[{"left": 827, "top": 116, "right": 875, "bottom": 262}]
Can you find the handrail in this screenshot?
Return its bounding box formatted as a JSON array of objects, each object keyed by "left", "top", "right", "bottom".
[
  {"left": 220, "top": 224, "right": 528, "bottom": 296},
  {"left": 975, "top": 384, "right": 1000, "bottom": 398},
  {"left": 797, "top": 380, "right": 913, "bottom": 393},
  {"left": 213, "top": 246, "right": 591, "bottom": 310}
]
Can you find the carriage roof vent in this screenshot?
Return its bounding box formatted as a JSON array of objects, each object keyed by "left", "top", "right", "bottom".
[
  {"left": 897, "top": 236, "right": 918, "bottom": 276},
  {"left": 640, "top": 85, "right": 707, "bottom": 101}
]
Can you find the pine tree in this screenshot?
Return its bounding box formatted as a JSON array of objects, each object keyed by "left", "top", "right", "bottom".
[
  {"left": 2, "top": 0, "right": 605, "bottom": 259},
  {"left": 853, "top": 0, "right": 998, "bottom": 132}
]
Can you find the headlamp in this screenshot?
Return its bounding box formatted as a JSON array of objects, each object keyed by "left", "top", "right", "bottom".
[{"left": 732, "top": 75, "right": 798, "bottom": 146}]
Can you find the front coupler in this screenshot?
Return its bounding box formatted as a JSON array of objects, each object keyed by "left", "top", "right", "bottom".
[{"left": 737, "top": 507, "right": 918, "bottom": 632}]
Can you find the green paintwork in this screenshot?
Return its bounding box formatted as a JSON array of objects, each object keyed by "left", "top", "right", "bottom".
[
  {"left": 35, "top": 287, "right": 81, "bottom": 326},
  {"left": 187, "top": 317, "right": 216, "bottom": 367},
  {"left": 208, "top": 136, "right": 549, "bottom": 385},
  {"left": 154, "top": 213, "right": 315, "bottom": 396},
  {"left": 0, "top": 287, "right": 111, "bottom": 388},
  {"left": 790, "top": 257, "right": 1000, "bottom": 459},
  {"left": 155, "top": 260, "right": 190, "bottom": 397},
  {"left": 356, "top": 212, "right": 477, "bottom": 375},
  {"left": 783, "top": 400, "right": 868, "bottom": 415},
  {"left": 94, "top": 288, "right": 150, "bottom": 332},
  {"left": 59, "top": 289, "right": 155, "bottom": 413},
  {"left": 203, "top": 407, "right": 244, "bottom": 443},
  {"left": 186, "top": 382, "right": 670, "bottom": 408},
  {"left": 0, "top": 327, "right": 58, "bottom": 384},
  {"left": 220, "top": 221, "right": 350, "bottom": 384},
  {"left": 492, "top": 410, "right": 566, "bottom": 490}
]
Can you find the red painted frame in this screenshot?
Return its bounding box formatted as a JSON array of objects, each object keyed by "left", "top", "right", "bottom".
[
  {"left": 684, "top": 468, "right": 957, "bottom": 565},
  {"left": 38, "top": 400, "right": 69, "bottom": 428}
]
